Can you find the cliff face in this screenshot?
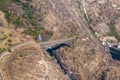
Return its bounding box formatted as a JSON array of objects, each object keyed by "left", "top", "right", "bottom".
[
  {"left": 0, "top": 0, "right": 120, "bottom": 80},
  {"left": 86, "top": 0, "right": 120, "bottom": 42},
  {"left": 39, "top": 0, "right": 120, "bottom": 80}
]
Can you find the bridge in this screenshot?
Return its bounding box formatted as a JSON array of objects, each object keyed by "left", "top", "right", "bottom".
[{"left": 39, "top": 36, "right": 76, "bottom": 49}]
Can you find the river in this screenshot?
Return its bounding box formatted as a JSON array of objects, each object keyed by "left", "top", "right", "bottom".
[
  {"left": 46, "top": 43, "right": 71, "bottom": 80},
  {"left": 46, "top": 43, "right": 120, "bottom": 80},
  {"left": 109, "top": 47, "right": 120, "bottom": 61}
]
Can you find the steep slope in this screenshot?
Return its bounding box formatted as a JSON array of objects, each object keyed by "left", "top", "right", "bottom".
[
  {"left": 0, "top": 42, "right": 68, "bottom": 80},
  {"left": 39, "top": 0, "right": 120, "bottom": 80},
  {"left": 0, "top": 0, "right": 120, "bottom": 80}
]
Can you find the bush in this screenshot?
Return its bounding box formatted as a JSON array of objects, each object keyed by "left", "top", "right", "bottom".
[
  {"left": 13, "top": 17, "right": 22, "bottom": 25},
  {"left": 77, "top": 0, "right": 81, "bottom": 9},
  {"left": 23, "top": 29, "right": 42, "bottom": 37},
  {"left": 7, "top": 48, "right": 12, "bottom": 52},
  {"left": 107, "top": 22, "right": 120, "bottom": 41},
  {"left": 2, "top": 35, "right": 8, "bottom": 40},
  {"left": 0, "top": 0, "right": 40, "bottom": 27},
  {"left": 0, "top": 48, "right": 5, "bottom": 53},
  {"left": 48, "top": 31, "right": 54, "bottom": 37},
  {"left": 7, "top": 39, "right": 12, "bottom": 42},
  {"left": 0, "top": 48, "right": 2, "bottom": 53}
]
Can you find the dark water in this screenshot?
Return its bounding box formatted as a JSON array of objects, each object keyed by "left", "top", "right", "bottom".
[
  {"left": 109, "top": 47, "right": 120, "bottom": 61},
  {"left": 47, "top": 48, "right": 68, "bottom": 75},
  {"left": 46, "top": 43, "right": 70, "bottom": 74},
  {"left": 46, "top": 49, "right": 54, "bottom": 56},
  {"left": 46, "top": 43, "right": 70, "bottom": 56},
  {"left": 51, "top": 43, "right": 70, "bottom": 50}
]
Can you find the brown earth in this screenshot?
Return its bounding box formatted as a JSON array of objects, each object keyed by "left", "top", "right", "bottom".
[
  {"left": 39, "top": 0, "right": 120, "bottom": 80},
  {"left": 0, "top": 42, "right": 68, "bottom": 80},
  {"left": 86, "top": 0, "right": 120, "bottom": 40},
  {"left": 0, "top": 0, "right": 120, "bottom": 80},
  {"left": 0, "top": 11, "right": 34, "bottom": 51}
]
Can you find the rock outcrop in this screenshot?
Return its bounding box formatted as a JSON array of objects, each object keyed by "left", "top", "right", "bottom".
[{"left": 0, "top": 0, "right": 120, "bottom": 80}]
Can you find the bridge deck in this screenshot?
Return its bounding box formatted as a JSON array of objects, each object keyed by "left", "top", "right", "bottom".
[{"left": 39, "top": 37, "right": 75, "bottom": 49}]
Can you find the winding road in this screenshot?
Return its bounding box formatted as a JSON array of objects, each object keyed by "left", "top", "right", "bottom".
[
  {"left": 45, "top": 0, "right": 92, "bottom": 80},
  {"left": 47, "top": 0, "right": 85, "bottom": 35},
  {"left": 0, "top": 0, "right": 98, "bottom": 80}
]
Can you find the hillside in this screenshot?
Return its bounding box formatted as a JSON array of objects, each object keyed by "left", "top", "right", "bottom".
[{"left": 0, "top": 0, "right": 120, "bottom": 80}]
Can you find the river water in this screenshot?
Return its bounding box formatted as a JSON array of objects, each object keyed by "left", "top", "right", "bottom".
[
  {"left": 46, "top": 43, "right": 70, "bottom": 74},
  {"left": 46, "top": 43, "right": 120, "bottom": 80},
  {"left": 109, "top": 47, "right": 120, "bottom": 61},
  {"left": 46, "top": 43, "right": 72, "bottom": 80}
]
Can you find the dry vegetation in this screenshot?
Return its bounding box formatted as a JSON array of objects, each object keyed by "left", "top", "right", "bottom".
[
  {"left": 0, "top": 0, "right": 120, "bottom": 80},
  {"left": 0, "top": 43, "right": 68, "bottom": 80}
]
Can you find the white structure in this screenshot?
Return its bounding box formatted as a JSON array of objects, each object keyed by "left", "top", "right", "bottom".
[
  {"left": 38, "top": 34, "right": 42, "bottom": 41},
  {"left": 102, "top": 40, "right": 112, "bottom": 48},
  {"left": 118, "top": 43, "right": 120, "bottom": 49},
  {"left": 102, "top": 36, "right": 118, "bottom": 46}
]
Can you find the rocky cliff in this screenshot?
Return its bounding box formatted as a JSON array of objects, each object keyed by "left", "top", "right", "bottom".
[{"left": 0, "top": 0, "right": 120, "bottom": 80}]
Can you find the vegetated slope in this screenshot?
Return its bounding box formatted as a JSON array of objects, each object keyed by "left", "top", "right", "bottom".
[
  {"left": 0, "top": 0, "right": 54, "bottom": 53},
  {"left": 0, "top": 0, "right": 53, "bottom": 38},
  {"left": 0, "top": 0, "right": 42, "bottom": 27},
  {"left": 0, "top": 10, "right": 34, "bottom": 53}
]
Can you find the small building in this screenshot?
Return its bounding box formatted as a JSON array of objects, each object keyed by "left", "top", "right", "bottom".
[
  {"left": 102, "top": 36, "right": 118, "bottom": 46},
  {"left": 38, "top": 34, "right": 49, "bottom": 41},
  {"left": 102, "top": 40, "right": 112, "bottom": 48}
]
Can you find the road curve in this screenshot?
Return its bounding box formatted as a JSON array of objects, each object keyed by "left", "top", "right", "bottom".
[
  {"left": 0, "top": 42, "right": 37, "bottom": 80},
  {"left": 45, "top": 0, "right": 91, "bottom": 80},
  {"left": 0, "top": 0, "right": 102, "bottom": 80}
]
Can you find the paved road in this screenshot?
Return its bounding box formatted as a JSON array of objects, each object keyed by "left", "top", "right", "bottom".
[
  {"left": 0, "top": 37, "right": 76, "bottom": 60},
  {"left": 45, "top": 0, "right": 92, "bottom": 80},
  {"left": 0, "top": 0, "right": 100, "bottom": 80},
  {"left": 0, "top": 42, "right": 37, "bottom": 60},
  {"left": 0, "top": 38, "right": 75, "bottom": 80},
  {"left": 47, "top": 0, "right": 85, "bottom": 36},
  {"left": 0, "top": 42, "right": 37, "bottom": 80},
  {"left": 39, "top": 36, "right": 75, "bottom": 47}
]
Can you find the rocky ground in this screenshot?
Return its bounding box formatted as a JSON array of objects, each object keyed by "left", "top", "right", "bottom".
[
  {"left": 0, "top": 0, "right": 120, "bottom": 80},
  {"left": 0, "top": 42, "right": 69, "bottom": 80},
  {"left": 0, "top": 11, "right": 34, "bottom": 53},
  {"left": 40, "top": 0, "right": 120, "bottom": 80},
  {"left": 86, "top": 0, "right": 120, "bottom": 44}
]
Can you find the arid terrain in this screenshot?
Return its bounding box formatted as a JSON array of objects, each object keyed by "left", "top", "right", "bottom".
[{"left": 0, "top": 0, "right": 120, "bottom": 80}]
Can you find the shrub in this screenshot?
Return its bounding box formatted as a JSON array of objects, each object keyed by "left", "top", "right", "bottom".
[
  {"left": 107, "top": 22, "right": 120, "bottom": 41},
  {"left": 7, "top": 48, "right": 12, "bottom": 52},
  {"left": 77, "top": 0, "right": 81, "bottom": 9},
  {"left": 48, "top": 31, "right": 54, "bottom": 37},
  {"left": 0, "top": 0, "right": 43, "bottom": 28},
  {"left": 13, "top": 17, "right": 22, "bottom": 25},
  {"left": 2, "top": 35, "right": 8, "bottom": 40},
  {"left": 7, "top": 39, "right": 12, "bottom": 42},
  {"left": 23, "top": 29, "right": 42, "bottom": 37},
  {"left": 0, "top": 48, "right": 5, "bottom": 53},
  {"left": 0, "top": 48, "right": 2, "bottom": 53}
]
